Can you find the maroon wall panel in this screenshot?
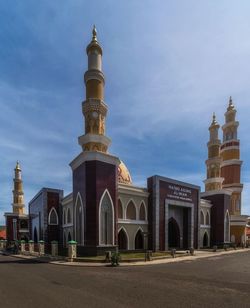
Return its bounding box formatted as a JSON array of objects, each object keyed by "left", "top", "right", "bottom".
[
  {"left": 47, "top": 192, "right": 60, "bottom": 243},
  {"left": 73, "top": 159, "right": 117, "bottom": 247}
]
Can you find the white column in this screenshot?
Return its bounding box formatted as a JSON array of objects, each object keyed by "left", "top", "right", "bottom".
[{"left": 68, "top": 241, "right": 77, "bottom": 262}]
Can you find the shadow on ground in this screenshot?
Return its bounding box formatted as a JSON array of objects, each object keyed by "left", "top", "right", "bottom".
[{"left": 0, "top": 256, "right": 47, "bottom": 264}]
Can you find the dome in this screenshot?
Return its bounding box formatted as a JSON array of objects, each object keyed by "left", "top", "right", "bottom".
[{"left": 118, "top": 161, "right": 132, "bottom": 185}]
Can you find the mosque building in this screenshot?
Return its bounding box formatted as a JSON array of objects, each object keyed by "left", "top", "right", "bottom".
[{"left": 4, "top": 27, "right": 249, "bottom": 254}]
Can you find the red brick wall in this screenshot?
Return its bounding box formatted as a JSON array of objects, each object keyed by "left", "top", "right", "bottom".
[{"left": 221, "top": 165, "right": 240, "bottom": 184}]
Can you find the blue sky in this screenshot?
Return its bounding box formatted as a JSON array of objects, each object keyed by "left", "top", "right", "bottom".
[{"left": 1, "top": 0, "right": 250, "bottom": 224}]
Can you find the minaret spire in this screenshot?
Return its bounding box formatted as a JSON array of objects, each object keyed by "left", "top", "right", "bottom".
[
  {"left": 211, "top": 112, "right": 218, "bottom": 125},
  {"left": 92, "top": 25, "right": 97, "bottom": 41},
  {"left": 204, "top": 113, "right": 224, "bottom": 191},
  {"left": 12, "top": 161, "right": 25, "bottom": 214},
  {"left": 221, "top": 97, "right": 243, "bottom": 214},
  {"left": 227, "top": 96, "right": 235, "bottom": 111},
  {"left": 78, "top": 26, "right": 110, "bottom": 153}
]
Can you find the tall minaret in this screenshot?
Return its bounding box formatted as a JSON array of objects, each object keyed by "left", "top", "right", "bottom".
[
  {"left": 12, "top": 161, "right": 25, "bottom": 215},
  {"left": 70, "top": 27, "right": 119, "bottom": 251},
  {"left": 78, "top": 25, "right": 111, "bottom": 153},
  {"left": 220, "top": 97, "right": 243, "bottom": 215},
  {"left": 204, "top": 113, "right": 224, "bottom": 191}
]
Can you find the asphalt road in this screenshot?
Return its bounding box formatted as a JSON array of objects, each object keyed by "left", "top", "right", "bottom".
[{"left": 0, "top": 252, "right": 250, "bottom": 308}]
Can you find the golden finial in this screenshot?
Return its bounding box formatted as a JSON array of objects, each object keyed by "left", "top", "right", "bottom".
[
  {"left": 86, "top": 24, "right": 102, "bottom": 55},
  {"left": 15, "top": 161, "right": 21, "bottom": 170},
  {"left": 92, "top": 25, "right": 97, "bottom": 41},
  {"left": 211, "top": 112, "right": 218, "bottom": 126},
  {"left": 227, "top": 96, "right": 235, "bottom": 111}
]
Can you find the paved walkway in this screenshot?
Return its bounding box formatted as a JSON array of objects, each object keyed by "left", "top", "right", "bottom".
[{"left": 2, "top": 248, "right": 250, "bottom": 267}]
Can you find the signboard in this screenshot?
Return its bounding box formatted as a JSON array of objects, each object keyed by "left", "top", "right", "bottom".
[{"left": 167, "top": 184, "right": 193, "bottom": 202}]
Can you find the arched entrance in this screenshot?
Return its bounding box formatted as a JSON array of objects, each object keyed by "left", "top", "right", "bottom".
[
  {"left": 203, "top": 232, "right": 209, "bottom": 247},
  {"left": 135, "top": 229, "right": 144, "bottom": 249},
  {"left": 118, "top": 229, "right": 128, "bottom": 250},
  {"left": 168, "top": 218, "right": 180, "bottom": 248}
]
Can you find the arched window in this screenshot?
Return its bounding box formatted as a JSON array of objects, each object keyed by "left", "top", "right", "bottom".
[
  {"left": 168, "top": 218, "right": 180, "bottom": 248},
  {"left": 48, "top": 207, "right": 58, "bottom": 225},
  {"left": 67, "top": 208, "right": 72, "bottom": 224},
  {"left": 75, "top": 193, "right": 84, "bottom": 245},
  {"left": 135, "top": 229, "right": 144, "bottom": 249},
  {"left": 20, "top": 220, "right": 28, "bottom": 229},
  {"left": 126, "top": 200, "right": 136, "bottom": 220},
  {"left": 224, "top": 211, "right": 230, "bottom": 242},
  {"left": 118, "top": 199, "right": 123, "bottom": 219},
  {"left": 139, "top": 202, "right": 146, "bottom": 220},
  {"left": 203, "top": 232, "right": 209, "bottom": 247},
  {"left": 200, "top": 210, "right": 205, "bottom": 225},
  {"left": 118, "top": 228, "right": 128, "bottom": 250},
  {"left": 99, "top": 190, "right": 114, "bottom": 246},
  {"left": 206, "top": 212, "right": 210, "bottom": 225}
]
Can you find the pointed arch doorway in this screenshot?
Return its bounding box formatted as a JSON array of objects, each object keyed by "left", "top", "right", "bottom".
[
  {"left": 135, "top": 229, "right": 144, "bottom": 249},
  {"left": 118, "top": 229, "right": 128, "bottom": 250},
  {"left": 168, "top": 217, "right": 180, "bottom": 248},
  {"left": 203, "top": 232, "right": 209, "bottom": 247},
  {"left": 99, "top": 190, "right": 114, "bottom": 246}
]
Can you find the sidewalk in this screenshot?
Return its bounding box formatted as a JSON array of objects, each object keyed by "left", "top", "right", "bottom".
[{"left": 2, "top": 248, "right": 250, "bottom": 267}]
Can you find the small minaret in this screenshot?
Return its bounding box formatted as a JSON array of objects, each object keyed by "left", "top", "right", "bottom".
[
  {"left": 221, "top": 97, "right": 243, "bottom": 214},
  {"left": 78, "top": 25, "right": 111, "bottom": 153},
  {"left": 204, "top": 113, "right": 224, "bottom": 191},
  {"left": 12, "top": 161, "right": 25, "bottom": 215}
]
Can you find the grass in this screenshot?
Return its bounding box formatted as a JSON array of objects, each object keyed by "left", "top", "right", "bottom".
[{"left": 76, "top": 251, "right": 171, "bottom": 262}]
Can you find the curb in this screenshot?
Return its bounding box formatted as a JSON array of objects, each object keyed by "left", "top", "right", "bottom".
[{"left": 2, "top": 248, "right": 250, "bottom": 267}]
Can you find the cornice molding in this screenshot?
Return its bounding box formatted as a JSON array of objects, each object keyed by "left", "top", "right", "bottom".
[
  {"left": 203, "top": 177, "right": 224, "bottom": 184},
  {"left": 78, "top": 133, "right": 111, "bottom": 149},
  {"left": 221, "top": 159, "right": 243, "bottom": 167},
  {"left": 201, "top": 189, "right": 232, "bottom": 197},
  {"left": 70, "top": 151, "right": 120, "bottom": 171}
]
